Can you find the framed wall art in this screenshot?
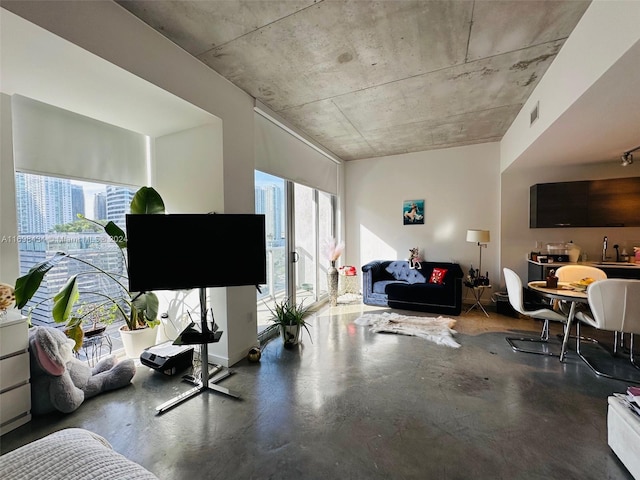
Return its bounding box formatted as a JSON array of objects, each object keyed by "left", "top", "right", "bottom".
[{"left": 403, "top": 199, "right": 424, "bottom": 225}]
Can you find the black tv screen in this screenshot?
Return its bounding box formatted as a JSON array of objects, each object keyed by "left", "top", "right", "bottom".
[{"left": 125, "top": 214, "right": 266, "bottom": 292}]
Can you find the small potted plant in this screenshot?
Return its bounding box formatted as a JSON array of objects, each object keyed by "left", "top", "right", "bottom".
[
  {"left": 74, "top": 301, "right": 118, "bottom": 338},
  {"left": 267, "top": 297, "right": 311, "bottom": 348},
  {"left": 14, "top": 186, "right": 165, "bottom": 357}
]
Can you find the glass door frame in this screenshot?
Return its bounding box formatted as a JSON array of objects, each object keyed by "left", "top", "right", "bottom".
[{"left": 256, "top": 170, "right": 336, "bottom": 332}]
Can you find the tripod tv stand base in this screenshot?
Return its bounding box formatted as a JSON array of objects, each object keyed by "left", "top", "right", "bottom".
[{"left": 155, "top": 288, "right": 240, "bottom": 414}]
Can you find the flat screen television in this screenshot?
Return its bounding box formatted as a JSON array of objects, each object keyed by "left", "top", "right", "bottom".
[{"left": 125, "top": 213, "right": 266, "bottom": 292}]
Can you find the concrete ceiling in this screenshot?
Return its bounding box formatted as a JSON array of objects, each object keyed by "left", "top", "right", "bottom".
[{"left": 116, "top": 0, "right": 592, "bottom": 161}]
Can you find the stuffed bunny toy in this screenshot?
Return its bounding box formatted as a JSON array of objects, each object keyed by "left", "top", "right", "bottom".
[{"left": 29, "top": 326, "right": 136, "bottom": 414}]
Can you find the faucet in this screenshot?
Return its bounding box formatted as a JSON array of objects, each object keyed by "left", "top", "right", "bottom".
[{"left": 602, "top": 236, "right": 609, "bottom": 262}]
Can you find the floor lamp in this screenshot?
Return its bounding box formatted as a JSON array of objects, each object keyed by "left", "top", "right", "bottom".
[{"left": 466, "top": 229, "right": 490, "bottom": 279}]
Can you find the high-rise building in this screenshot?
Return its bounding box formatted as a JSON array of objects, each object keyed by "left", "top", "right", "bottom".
[
  {"left": 94, "top": 192, "right": 107, "bottom": 220},
  {"left": 256, "top": 183, "right": 284, "bottom": 247},
  {"left": 18, "top": 234, "right": 127, "bottom": 326},
  {"left": 106, "top": 186, "right": 135, "bottom": 229},
  {"left": 14, "top": 174, "right": 129, "bottom": 326},
  {"left": 71, "top": 184, "right": 85, "bottom": 220},
  {"left": 15, "top": 172, "right": 73, "bottom": 233}
]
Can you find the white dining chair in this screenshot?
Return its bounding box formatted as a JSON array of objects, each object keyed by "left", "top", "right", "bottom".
[
  {"left": 554, "top": 264, "right": 627, "bottom": 351},
  {"left": 555, "top": 265, "right": 607, "bottom": 282},
  {"left": 575, "top": 279, "right": 640, "bottom": 383},
  {"left": 555, "top": 265, "right": 607, "bottom": 313},
  {"left": 503, "top": 268, "right": 569, "bottom": 356}
]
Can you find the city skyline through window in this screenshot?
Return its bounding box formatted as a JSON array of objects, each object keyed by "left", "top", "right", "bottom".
[{"left": 14, "top": 172, "right": 137, "bottom": 337}]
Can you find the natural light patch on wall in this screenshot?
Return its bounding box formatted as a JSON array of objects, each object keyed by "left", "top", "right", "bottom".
[
  {"left": 433, "top": 220, "right": 457, "bottom": 243},
  {"left": 433, "top": 220, "right": 460, "bottom": 262},
  {"left": 360, "top": 224, "right": 397, "bottom": 265},
  {"left": 145, "top": 136, "right": 152, "bottom": 187},
  {"left": 154, "top": 290, "right": 201, "bottom": 344}
]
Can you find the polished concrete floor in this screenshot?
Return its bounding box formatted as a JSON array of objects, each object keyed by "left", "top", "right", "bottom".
[{"left": 1, "top": 302, "right": 637, "bottom": 480}]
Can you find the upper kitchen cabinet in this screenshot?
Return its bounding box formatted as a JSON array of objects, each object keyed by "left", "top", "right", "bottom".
[
  {"left": 530, "top": 177, "right": 640, "bottom": 228},
  {"left": 530, "top": 181, "right": 589, "bottom": 228},
  {"left": 588, "top": 177, "right": 640, "bottom": 227}
]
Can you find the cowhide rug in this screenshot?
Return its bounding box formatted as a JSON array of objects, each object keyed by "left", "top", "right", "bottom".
[{"left": 354, "top": 312, "right": 460, "bottom": 348}]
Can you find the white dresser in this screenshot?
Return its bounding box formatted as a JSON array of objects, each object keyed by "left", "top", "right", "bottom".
[
  {"left": 0, "top": 312, "right": 31, "bottom": 435},
  {"left": 608, "top": 396, "right": 640, "bottom": 479}
]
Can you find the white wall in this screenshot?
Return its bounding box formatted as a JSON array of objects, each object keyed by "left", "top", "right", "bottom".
[
  {"left": 154, "top": 124, "right": 224, "bottom": 214},
  {"left": 345, "top": 143, "right": 501, "bottom": 286}
]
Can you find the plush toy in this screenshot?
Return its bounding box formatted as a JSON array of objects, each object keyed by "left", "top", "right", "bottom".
[
  {"left": 409, "top": 247, "right": 422, "bottom": 269},
  {"left": 28, "top": 326, "right": 136, "bottom": 415},
  {"left": 0, "top": 282, "right": 15, "bottom": 313}
]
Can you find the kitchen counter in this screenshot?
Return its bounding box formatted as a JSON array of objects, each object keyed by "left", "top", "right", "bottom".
[
  {"left": 527, "top": 259, "right": 640, "bottom": 282},
  {"left": 528, "top": 259, "right": 640, "bottom": 268}
]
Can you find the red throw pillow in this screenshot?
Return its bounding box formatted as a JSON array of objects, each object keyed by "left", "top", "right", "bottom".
[{"left": 429, "top": 268, "right": 448, "bottom": 285}]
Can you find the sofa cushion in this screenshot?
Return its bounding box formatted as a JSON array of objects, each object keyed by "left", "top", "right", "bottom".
[
  {"left": 429, "top": 267, "right": 448, "bottom": 285},
  {"left": 373, "top": 280, "right": 401, "bottom": 294},
  {"left": 385, "top": 261, "right": 426, "bottom": 284}
]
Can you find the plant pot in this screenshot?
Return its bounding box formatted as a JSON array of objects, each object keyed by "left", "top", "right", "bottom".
[
  {"left": 280, "top": 324, "right": 301, "bottom": 347},
  {"left": 84, "top": 325, "right": 107, "bottom": 338},
  {"left": 119, "top": 325, "right": 157, "bottom": 359}
]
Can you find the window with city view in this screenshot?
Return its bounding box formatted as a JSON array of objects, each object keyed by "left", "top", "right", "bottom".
[
  {"left": 14, "top": 172, "right": 137, "bottom": 333},
  {"left": 255, "top": 170, "right": 336, "bottom": 332},
  {"left": 255, "top": 171, "right": 286, "bottom": 310}
]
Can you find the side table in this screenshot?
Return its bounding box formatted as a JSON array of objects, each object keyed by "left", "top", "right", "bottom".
[
  {"left": 75, "top": 333, "right": 113, "bottom": 367},
  {"left": 465, "top": 283, "right": 492, "bottom": 317},
  {"left": 339, "top": 274, "right": 359, "bottom": 295}
]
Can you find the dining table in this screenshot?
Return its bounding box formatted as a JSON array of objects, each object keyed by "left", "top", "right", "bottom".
[{"left": 527, "top": 280, "right": 589, "bottom": 362}]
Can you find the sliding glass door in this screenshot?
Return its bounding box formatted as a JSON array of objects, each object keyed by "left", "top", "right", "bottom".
[
  {"left": 294, "top": 183, "right": 316, "bottom": 305},
  {"left": 255, "top": 171, "right": 336, "bottom": 331},
  {"left": 255, "top": 172, "right": 287, "bottom": 329},
  {"left": 317, "top": 190, "right": 334, "bottom": 298}
]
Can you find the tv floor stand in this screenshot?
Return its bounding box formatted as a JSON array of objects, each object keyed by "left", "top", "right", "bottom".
[{"left": 156, "top": 288, "right": 239, "bottom": 414}]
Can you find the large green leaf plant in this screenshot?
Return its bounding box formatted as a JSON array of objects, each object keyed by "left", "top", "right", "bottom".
[{"left": 14, "top": 186, "right": 165, "bottom": 350}]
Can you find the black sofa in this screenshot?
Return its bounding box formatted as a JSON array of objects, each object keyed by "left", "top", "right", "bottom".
[{"left": 362, "top": 260, "right": 464, "bottom": 315}]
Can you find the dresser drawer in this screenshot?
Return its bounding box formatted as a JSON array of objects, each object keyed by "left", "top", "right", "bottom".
[
  {"left": 0, "top": 320, "right": 29, "bottom": 357},
  {"left": 0, "top": 383, "right": 31, "bottom": 425},
  {"left": 0, "top": 352, "right": 30, "bottom": 391}
]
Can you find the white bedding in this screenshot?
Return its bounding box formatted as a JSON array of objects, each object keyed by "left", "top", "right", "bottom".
[{"left": 0, "top": 428, "right": 158, "bottom": 480}]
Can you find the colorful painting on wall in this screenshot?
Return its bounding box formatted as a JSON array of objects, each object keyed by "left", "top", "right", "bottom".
[{"left": 403, "top": 199, "right": 424, "bottom": 225}]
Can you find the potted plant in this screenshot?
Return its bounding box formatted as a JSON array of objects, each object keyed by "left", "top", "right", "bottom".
[
  {"left": 267, "top": 297, "right": 311, "bottom": 348},
  {"left": 74, "top": 301, "right": 118, "bottom": 338},
  {"left": 14, "top": 186, "right": 165, "bottom": 358}
]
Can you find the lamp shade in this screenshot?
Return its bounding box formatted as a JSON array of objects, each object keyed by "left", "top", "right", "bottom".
[{"left": 466, "top": 229, "right": 490, "bottom": 243}]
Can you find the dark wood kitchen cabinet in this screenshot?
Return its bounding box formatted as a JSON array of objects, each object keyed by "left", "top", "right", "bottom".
[
  {"left": 588, "top": 177, "right": 640, "bottom": 227},
  {"left": 530, "top": 177, "right": 640, "bottom": 228},
  {"left": 529, "top": 181, "right": 589, "bottom": 228}
]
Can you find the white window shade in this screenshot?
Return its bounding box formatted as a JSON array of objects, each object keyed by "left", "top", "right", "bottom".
[
  {"left": 255, "top": 113, "right": 338, "bottom": 195},
  {"left": 11, "top": 95, "right": 147, "bottom": 186}
]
